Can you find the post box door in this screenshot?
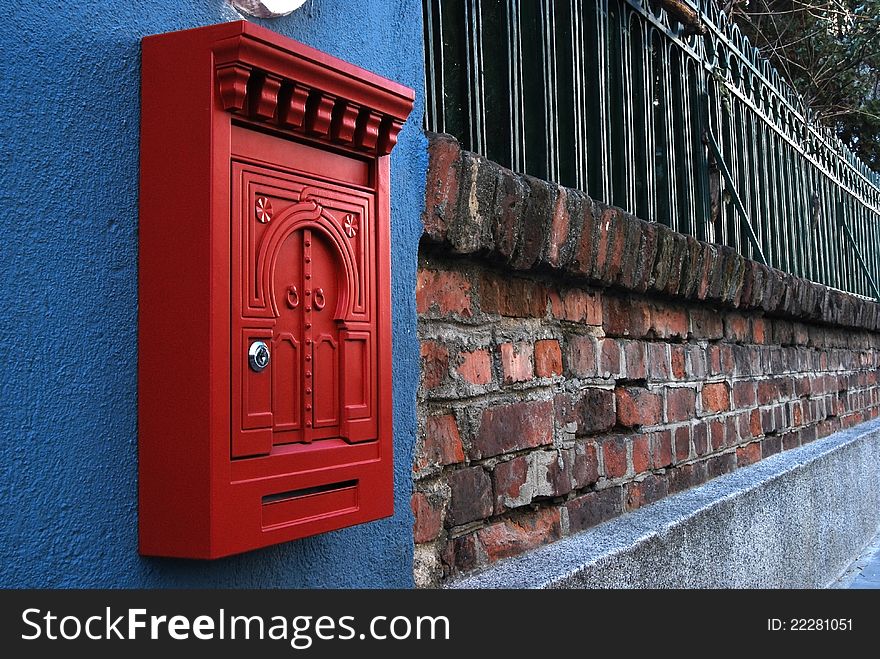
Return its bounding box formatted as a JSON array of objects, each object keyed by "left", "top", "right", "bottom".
[{"left": 232, "top": 163, "right": 378, "bottom": 458}]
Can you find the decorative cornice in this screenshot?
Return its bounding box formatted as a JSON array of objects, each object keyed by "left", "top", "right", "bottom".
[{"left": 213, "top": 28, "right": 413, "bottom": 156}]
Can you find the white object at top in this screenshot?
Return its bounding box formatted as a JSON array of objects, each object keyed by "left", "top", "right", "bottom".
[{"left": 231, "top": 0, "right": 308, "bottom": 18}]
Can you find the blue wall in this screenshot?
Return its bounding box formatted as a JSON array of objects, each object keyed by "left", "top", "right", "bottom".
[{"left": 0, "top": 1, "right": 426, "bottom": 587}]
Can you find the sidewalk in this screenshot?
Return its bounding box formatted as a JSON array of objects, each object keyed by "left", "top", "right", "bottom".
[{"left": 831, "top": 530, "right": 880, "bottom": 589}]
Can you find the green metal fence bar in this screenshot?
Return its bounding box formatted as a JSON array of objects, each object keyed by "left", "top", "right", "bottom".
[{"left": 422, "top": 0, "right": 880, "bottom": 299}]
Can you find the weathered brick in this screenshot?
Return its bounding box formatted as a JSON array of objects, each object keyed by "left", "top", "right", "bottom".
[
  {"left": 694, "top": 420, "right": 710, "bottom": 455},
  {"left": 552, "top": 288, "right": 603, "bottom": 325},
  {"left": 418, "top": 414, "right": 465, "bottom": 471},
  {"left": 701, "top": 382, "right": 731, "bottom": 414},
  {"left": 447, "top": 150, "right": 498, "bottom": 253},
  {"left": 490, "top": 168, "right": 529, "bottom": 261},
  {"left": 752, "top": 317, "right": 767, "bottom": 344},
  {"left": 667, "top": 462, "right": 708, "bottom": 494},
  {"left": 603, "top": 295, "right": 650, "bottom": 338},
  {"left": 492, "top": 455, "right": 530, "bottom": 512},
  {"left": 480, "top": 271, "right": 548, "bottom": 317},
  {"left": 475, "top": 507, "right": 561, "bottom": 563},
  {"left": 449, "top": 533, "right": 481, "bottom": 573},
  {"left": 474, "top": 400, "right": 554, "bottom": 458},
  {"left": 670, "top": 345, "right": 687, "bottom": 380},
  {"left": 756, "top": 379, "right": 779, "bottom": 405},
  {"left": 512, "top": 176, "right": 557, "bottom": 270},
  {"left": 456, "top": 349, "right": 493, "bottom": 385},
  {"left": 762, "top": 435, "right": 783, "bottom": 457},
  {"left": 782, "top": 431, "right": 801, "bottom": 451},
  {"left": 565, "top": 487, "right": 624, "bottom": 533},
  {"left": 416, "top": 269, "right": 473, "bottom": 318},
  {"left": 622, "top": 340, "right": 648, "bottom": 380},
  {"left": 706, "top": 452, "right": 736, "bottom": 478},
  {"left": 632, "top": 434, "right": 651, "bottom": 474},
  {"left": 732, "top": 381, "right": 756, "bottom": 408},
  {"left": 686, "top": 345, "right": 708, "bottom": 379},
  {"left": 575, "top": 388, "right": 616, "bottom": 435},
  {"left": 750, "top": 408, "right": 763, "bottom": 437},
  {"left": 564, "top": 335, "right": 597, "bottom": 377},
  {"left": 725, "top": 312, "right": 751, "bottom": 343},
  {"left": 602, "top": 436, "right": 628, "bottom": 478},
  {"left": 616, "top": 386, "right": 663, "bottom": 427},
  {"left": 599, "top": 338, "right": 623, "bottom": 378},
  {"left": 625, "top": 474, "right": 669, "bottom": 510},
  {"left": 709, "top": 417, "right": 726, "bottom": 451},
  {"left": 447, "top": 467, "right": 493, "bottom": 526},
  {"left": 650, "top": 304, "right": 688, "bottom": 339},
  {"left": 647, "top": 343, "right": 670, "bottom": 381},
  {"left": 674, "top": 425, "right": 691, "bottom": 462},
  {"left": 534, "top": 339, "right": 563, "bottom": 377},
  {"left": 412, "top": 492, "right": 444, "bottom": 544},
  {"left": 543, "top": 186, "right": 571, "bottom": 269},
  {"left": 736, "top": 441, "right": 762, "bottom": 466},
  {"left": 571, "top": 442, "right": 600, "bottom": 488},
  {"left": 421, "top": 340, "right": 449, "bottom": 390},
  {"left": 500, "top": 341, "right": 534, "bottom": 384},
  {"left": 666, "top": 386, "right": 697, "bottom": 423},
  {"left": 422, "top": 132, "right": 461, "bottom": 242},
  {"left": 652, "top": 429, "right": 674, "bottom": 468}
]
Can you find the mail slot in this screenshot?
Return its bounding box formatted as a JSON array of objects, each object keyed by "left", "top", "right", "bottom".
[{"left": 138, "top": 21, "right": 413, "bottom": 558}]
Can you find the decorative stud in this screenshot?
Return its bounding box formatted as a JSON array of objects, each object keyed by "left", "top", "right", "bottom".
[
  {"left": 255, "top": 196, "right": 273, "bottom": 223},
  {"left": 343, "top": 213, "right": 359, "bottom": 238}
]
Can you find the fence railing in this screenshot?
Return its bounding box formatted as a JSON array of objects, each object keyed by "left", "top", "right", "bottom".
[{"left": 423, "top": 0, "right": 880, "bottom": 300}]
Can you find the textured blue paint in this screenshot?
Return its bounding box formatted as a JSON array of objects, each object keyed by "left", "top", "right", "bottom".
[{"left": 0, "top": 1, "right": 426, "bottom": 587}]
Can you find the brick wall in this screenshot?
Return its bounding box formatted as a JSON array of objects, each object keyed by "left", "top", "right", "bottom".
[{"left": 413, "top": 133, "right": 880, "bottom": 587}]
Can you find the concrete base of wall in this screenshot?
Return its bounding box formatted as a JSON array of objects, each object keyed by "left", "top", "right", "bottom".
[{"left": 449, "top": 418, "right": 880, "bottom": 588}]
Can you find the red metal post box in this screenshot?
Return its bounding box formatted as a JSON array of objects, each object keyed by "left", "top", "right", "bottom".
[{"left": 138, "top": 21, "right": 413, "bottom": 558}]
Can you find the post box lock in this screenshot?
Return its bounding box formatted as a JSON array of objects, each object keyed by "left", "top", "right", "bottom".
[
  {"left": 248, "top": 341, "right": 270, "bottom": 372},
  {"left": 139, "top": 21, "right": 413, "bottom": 558}
]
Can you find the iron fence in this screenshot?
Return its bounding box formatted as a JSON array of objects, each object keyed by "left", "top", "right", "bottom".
[{"left": 423, "top": 0, "right": 880, "bottom": 299}]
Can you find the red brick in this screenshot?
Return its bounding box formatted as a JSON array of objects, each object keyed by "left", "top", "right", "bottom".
[
  {"left": 456, "top": 349, "right": 493, "bottom": 385},
  {"left": 623, "top": 341, "right": 647, "bottom": 379},
  {"left": 652, "top": 429, "right": 673, "bottom": 468},
  {"left": 725, "top": 313, "right": 751, "bottom": 343},
  {"left": 475, "top": 508, "right": 562, "bottom": 563},
  {"left": 668, "top": 462, "right": 708, "bottom": 494},
  {"left": 500, "top": 341, "right": 534, "bottom": 384},
  {"left": 423, "top": 134, "right": 461, "bottom": 241},
  {"left": 726, "top": 415, "right": 740, "bottom": 446},
  {"left": 416, "top": 269, "right": 473, "bottom": 318},
  {"left": 534, "top": 339, "right": 563, "bottom": 377},
  {"left": 782, "top": 431, "right": 801, "bottom": 451},
  {"left": 670, "top": 345, "right": 687, "bottom": 380},
  {"left": 575, "top": 388, "right": 616, "bottom": 435},
  {"left": 650, "top": 304, "right": 688, "bottom": 339},
  {"left": 565, "top": 335, "right": 597, "bottom": 377},
  {"left": 545, "top": 186, "right": 570, "bottom": 268},
  {"left": 736, "top": 441, "right": 762, "bottom": 466},
  {"left": 750, "top": 408, "right": 763, "bottom": 437},
  {"left": 666, "top": 386, "right": 697, "bottom": 423},
  {"left": 602, "top": 436, "right": 628, "bottom": 478},
  {"left": 625, "top": 474, "right": 669, "bottom": 510},
  {"left": 693, "top": 421, "right": 709, "bottom": 455},
  {"left": 449, "top": 533, "right": 480, "bottom": 573},
  {"left": 762, "top": 435, "right": 782, "bottom": 457},
  {"left": 616, "top": 386, "right": 663, "bottom": 427},
  {"left": 492, "top": 455, "right": 530, "bottom": 512},
  {"left": 603, "top": 295, "right": 650, "bottom": 337},
  {"left": 756, "top": 379, "right": 779, "bottom": 405},
  {"left": 632, "top": 434, "right": 651, "bottom": 474},
  {"left": 420, "top": 340, "right": 448, "bottom": 390},
  {"left": 674, "top": 425, "right": 691, "bottom": 462},
  {"left": 732, "top": 381, "right": 756, "bottom": 408},
  {"left": 552, "top": 288, "right": 602, "bottom": 325},
  {"left": 689, "top": 307, "right": 724, "bottom": 339},
  {"left": 709, "top": 417, "right": 726, "bottom": 451},
  {"left": 474, "top": 400, "right": 554, "bottom": 458},
  {"left": 599, "top": 339, "right": 622, "bottom": 378},
  {"left": 417, "top": 414, "right": 465, "bottom": 471},
  {"left": 648, "top": 343, "right": 670, "bottom": 380},
  {"left": 572, "top": 442, "right": 600, "bottom": 488},
  {"left": 565, "top": 487, "right": 624, "bottom": 533},
  {"left": 706, "top": 452, "right": 736, "bottom": 478},
  {"left": 412, "top": 492, "right": 443, "bottom": 544},
  {"left": 447, "top": 466, "right": 493, "bottom": 526},
  {"left": 701, "top": 382, "right": 731, "bottom": 414},
  {"left": 752, "top": 317, "right": 766, "bottom": 344},
  {"left": 481, "top": 272, "right": 548, "bottom": 317}
]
